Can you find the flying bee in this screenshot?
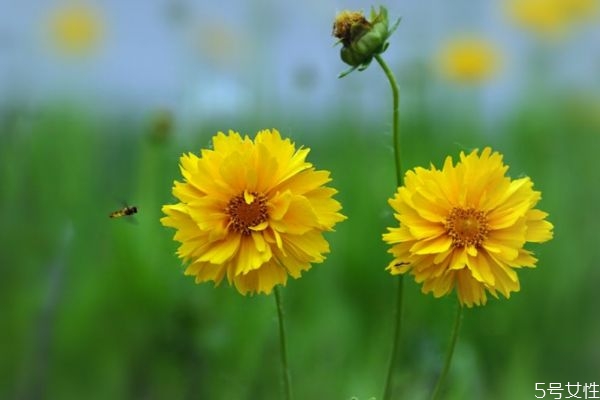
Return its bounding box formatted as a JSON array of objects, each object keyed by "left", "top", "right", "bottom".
[{"left": 109, "top": 205, "right": 138, "bottom": 219}]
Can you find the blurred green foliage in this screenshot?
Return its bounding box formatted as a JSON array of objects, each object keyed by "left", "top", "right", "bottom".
[{"left": 1, "top": 90, "right": 599, "bottom": 400}]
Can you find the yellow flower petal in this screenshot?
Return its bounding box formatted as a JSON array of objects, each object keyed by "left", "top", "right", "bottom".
[
  {"left": 383, "top": 147, "right": 553, "bottom": 307},
  {"left": 198, "top": 234, "right": 241, "bottom": 265},
  {"left": 162, "top": 129, "right": 345, "bottom": 295}
]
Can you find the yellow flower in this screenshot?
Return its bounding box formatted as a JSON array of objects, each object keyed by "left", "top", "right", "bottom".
[
  {"left": 438, "top": 38, "right": 501, "bottom": 83},
  {"left": 161, "top": 129, "right": 346, "bottom": 295},
  {"left": 505, "top": 0, "right": 598, "bottom": 37},
  {"left": 561, "top": 0, "right": 599, "bottom": 20},
  {"left": 48, "top": 3, "right": 103, "bottom": 55},
  {"left": 383, "top": 148, "right": 553, "bottom": 307}
]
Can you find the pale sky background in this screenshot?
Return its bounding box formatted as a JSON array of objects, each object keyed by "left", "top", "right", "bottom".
[{"left": 1, "top": 0, "right": 599, "bottom": 124}]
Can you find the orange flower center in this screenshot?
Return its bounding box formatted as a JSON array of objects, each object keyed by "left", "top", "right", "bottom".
[
  {"left": 226, "top": 191, "right": 268, "bottom": 236},
  {"left": 445, "top": 207, "right": 489, "bottom": 248}
]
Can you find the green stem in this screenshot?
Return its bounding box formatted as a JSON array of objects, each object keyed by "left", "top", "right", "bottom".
[
  {"left": 375, "top": 54, "right": 405, "bottom": 400},
  {"left": 375, "top": 54, "right": 402, "bottom": 186},
  {"left": 274, "top": 286, "right": 293, "bottom": 400},
  {"left": 430, "top": 304, "right": 463, "bottom": 400},
  {"left": 382, "top": 275, "right": 404, "bottom": 400}
]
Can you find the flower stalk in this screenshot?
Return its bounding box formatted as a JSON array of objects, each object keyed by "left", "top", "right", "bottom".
[
  {"left": 374, "top": 53, "right": 405, "bottom": 400},
  {"left": 274, "top": 286, "right": 293, "bottom": 400},
  {"left": 382, "top": 275, "right": 404, "bottom": 400},
  {"left": 375, "top": 54, "right": 402, "bottom": 184},
  {"left": 430, "top": 304, "right": 463, "bottom": 400},
  {"left": 333, "top": 8, "right": 404, "bottom": 398}
]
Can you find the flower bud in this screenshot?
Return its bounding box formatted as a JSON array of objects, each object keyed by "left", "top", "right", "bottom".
[{"left": 333, "top": 6, "right": 400, "bottom": 77}]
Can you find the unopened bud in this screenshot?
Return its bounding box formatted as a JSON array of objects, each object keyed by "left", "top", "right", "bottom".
[{"left": 333, "top": 6, "right": 400, "bottom": 77}]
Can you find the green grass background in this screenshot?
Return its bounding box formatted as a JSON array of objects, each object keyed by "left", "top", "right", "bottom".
[{"left": 1, "top": 82, "right": 599, "bottom": 400}]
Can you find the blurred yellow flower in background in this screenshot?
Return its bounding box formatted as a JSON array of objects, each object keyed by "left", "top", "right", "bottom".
[
  {"left": 561, "top": 0, "right": 599, "bottom": 18},
  {"left": 48, "top": 2, "right": 104, "bottom": 55},
  {"left": 383, "top": 148, "right": 553, "bottom": 307},
  {"left": 161, "top": 129, "right": 346, "bottom": 295},
  {"left": 190, "top": 20, "right": 241, "bottom": 67},
  {"left": 437, "top": 38, "right": 501, "bottom": 84},
  {"left": 505, "top": 0, "right": 599, "bottom": 37}
]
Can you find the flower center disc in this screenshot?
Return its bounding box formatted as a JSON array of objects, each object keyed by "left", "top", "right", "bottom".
[
  {"left": 446, "top": 207, "right": 489, "bottom": 248},
  {"left": 226, "top": 191, "right": 268, "bottom": 236}
]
